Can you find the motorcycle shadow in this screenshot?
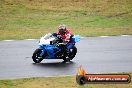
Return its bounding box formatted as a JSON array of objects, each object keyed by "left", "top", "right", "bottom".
[{"left": 32, "top": 61, "right": 75, "bottom": 68}]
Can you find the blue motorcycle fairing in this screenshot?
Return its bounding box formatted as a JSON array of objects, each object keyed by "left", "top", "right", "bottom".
[
  {"left": 38, "top": 44, "right": 61, "bottom": 59},
  {"left": 37, "top": 45, "right": 46, "bottom": 57},
  {"left": 67, "top": 43, "right": 74, "bottom": 50},
  {"left": 45, "top": 45, "right": 57, "bottom": 59}
]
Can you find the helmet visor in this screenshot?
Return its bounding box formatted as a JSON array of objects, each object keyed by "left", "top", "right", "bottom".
[{"left": 59, "top": 29, "right": 66, "bottom": 35}]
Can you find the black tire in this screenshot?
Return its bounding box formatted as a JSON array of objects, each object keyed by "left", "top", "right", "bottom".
[
  {"left": 62, "top": 57, "right": 69, "bottom": 62},
  {"left": 68, "top": 46, "right": 77, "bottom": 60},
  {"left": 32, "top": 49, "right": 44, "bottom": 63},
  {"left": 63, "top": 46, "right": 77, "bottom": 62}
]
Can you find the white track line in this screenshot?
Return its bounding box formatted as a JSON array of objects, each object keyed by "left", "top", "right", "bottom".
[
  {"left": 24, "top": 39, "right": 36, "bottom": 40},
  {"left": 1, "top": 35, "right": 131, "bottom": 41},
  {"left": 81, "top": 37, "right": 86, "bottom": 38},
  {"left": 121, "top": 35, "right": 129, "bottom": 36},
  {"left": 99, "top": 36, "right": 109, "bottom": 38},
  {"left": 3, "top": 40, "right": 15, "bottom": 41}
]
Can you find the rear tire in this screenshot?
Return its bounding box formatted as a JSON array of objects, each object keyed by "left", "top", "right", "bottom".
[
  {"left": 68, "top": 46, "right": 77, "bottom": 60},
  {"left": 63, "top": 46, "right": 77, "bottom": 62},
  {"left": 32, "top": 49, "right": 44, "bottom": 63},
  {"left": 63, "top": 57, "right": 70, "bottom": 62}
]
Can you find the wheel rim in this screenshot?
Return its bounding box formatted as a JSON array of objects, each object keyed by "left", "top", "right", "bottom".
[{"left": 35, "top": 54, "right": 42, "bottom": 62}]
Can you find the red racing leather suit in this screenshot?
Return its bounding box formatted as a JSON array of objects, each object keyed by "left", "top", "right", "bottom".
[{"left": 57, "top": 29, "right": 73, "bottom": 42}]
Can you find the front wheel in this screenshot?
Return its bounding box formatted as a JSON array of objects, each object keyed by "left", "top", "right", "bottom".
[{"left": 32, "top": 49, "right": 44, "bottom": 63}]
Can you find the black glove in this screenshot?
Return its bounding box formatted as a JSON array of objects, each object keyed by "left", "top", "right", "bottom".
[
  {"left": 57, "top": 35, "right": 61, "bottom": 39},
  {"left": 52, "top": 33, "right": 57, "bottom": 37}
]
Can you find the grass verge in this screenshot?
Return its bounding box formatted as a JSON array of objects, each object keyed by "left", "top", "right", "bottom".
[
  {"left": 0, "top": 73, "right": 132, "bottom": 88},
  {"left": 0, "top": 0, "right": 132, "bottom": 40},
  {"left": 0, "top": 27, "right": 132, "bottom": 40}
]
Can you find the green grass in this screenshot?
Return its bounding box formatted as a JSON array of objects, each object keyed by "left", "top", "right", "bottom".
[
  {"left": 0, "top": 73, "right": 132, "bottom": 88},
  {"left": 0, "top": 0, "right": 132, "bottom": 40}
]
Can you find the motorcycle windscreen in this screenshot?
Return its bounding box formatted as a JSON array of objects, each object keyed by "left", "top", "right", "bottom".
[{"left": 39, "top": 34, "right": 56, "bottom": 45}]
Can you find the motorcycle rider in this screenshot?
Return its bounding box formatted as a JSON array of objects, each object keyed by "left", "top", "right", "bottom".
[
  {"left": 52, "top": 24, "right": 74, "bottom": 57},
  {"left": 58, "top": 24, "right": 73, "bottom": 41}
]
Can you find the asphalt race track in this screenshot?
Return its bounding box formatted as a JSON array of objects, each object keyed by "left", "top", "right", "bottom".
[{"left": 0, "top": 36, "right": 132, "bottom": 80}]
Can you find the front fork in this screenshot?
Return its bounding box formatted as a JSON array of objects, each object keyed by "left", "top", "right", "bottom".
[{"left": 38, "top": 45, "right": 46, "bottom": 57}]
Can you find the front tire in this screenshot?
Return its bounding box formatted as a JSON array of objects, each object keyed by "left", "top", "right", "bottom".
[{"left": 32, "top": 49, "right": 44, "bottom": 63}]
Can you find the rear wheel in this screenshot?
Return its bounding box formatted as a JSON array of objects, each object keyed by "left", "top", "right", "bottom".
[
  {"left": 63, "top": 46, "right": 77, "bottom": 62},
  {"left": 68, "top": 46, "right": 77, "bottom": 60},
  {"left": 32, "top": 49, "right": 44, "bottom": 63}
]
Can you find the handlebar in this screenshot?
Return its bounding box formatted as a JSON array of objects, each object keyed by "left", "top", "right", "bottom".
[{"left": 58, "top": 42, "right": 67, "bottom": 45}]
